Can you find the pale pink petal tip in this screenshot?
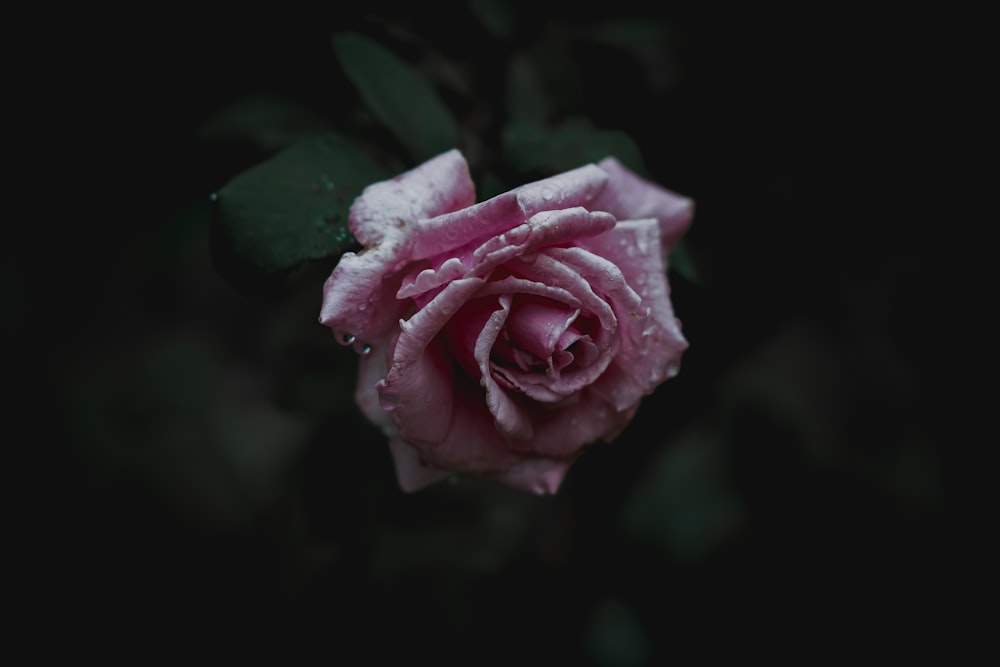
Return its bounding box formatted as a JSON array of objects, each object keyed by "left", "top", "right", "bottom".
[
  {"left": 388, "top": 439, "right": 449, "bottom": 492},
  {"left": 497, "top": 458, "right": 573, "bottom": 495},
  {"left": 595, "top": 156, "right": 694, "bottom": 255},
  {"left": 349, "top": 149, "right": 476, "bottom": 246}
]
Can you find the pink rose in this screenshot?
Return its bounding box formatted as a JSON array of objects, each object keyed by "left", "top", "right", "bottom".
[{"left": 320, "top": 149, "right": 693, "bottom": 494}]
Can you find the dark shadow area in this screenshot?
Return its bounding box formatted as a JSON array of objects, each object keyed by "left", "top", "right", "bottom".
[{"left": 11, "top": 1, "right": 988, "bottom": 659}]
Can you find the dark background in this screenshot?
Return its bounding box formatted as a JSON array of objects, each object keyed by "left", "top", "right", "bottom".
[{"left": 14, "top": 1, "right": 988, "bottom": 658}]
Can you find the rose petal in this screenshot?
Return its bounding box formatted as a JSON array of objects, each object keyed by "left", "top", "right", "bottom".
[
  {"left": 359, "top": 347, "right": 450, "bottom": 493},
  {"left": 419, "top": 375, "right": 523, "bottom": 474},
  {"left": 575, "top": 220, "right": 688, "bottom": 408},
  {"left": 397, "top": 256, "right": 467, "bottom": 300},
  {"left": 388, "top": 438, "right": 450, "bottom": 492},
  {"left": 350, "top": 149, "right": 475, "bottom": 246},
  {"left": 396, "top": 207, "right": 617, "bottom": 303},
  {"left": 474, "top": 275, "right": 582, "bottom": 309},
  {"left": 468, "top": 208, "right": 616, "bottom": 280},
  {"left": 494, "top": 457, "right": 574, "bottom": 495},
  {"left": 355, "top": 338, "right": 394, "bottom": 431},
  {"left": 474, "top": 294, "right": 534, "bottom": 440},
  {"left": 515, "top": 163, "right": 608, "bottom": 216},
  {"left": 410, "top": 164, "right": 609, "bottom": 258},
  {"left": 501, "top": 252, "right": 619, "bottom": 399},
  {"left": 377, "top": 339, "right": 454, "bottom": 446},
  {"left": 378, "top": 277, "right": 484, "bottom": 444},
  {"left": 504, "top": 386, "right": 632, "bottom": 459},
  {"left": 594, "top": 157, "right": 694, "bottom": 257},
  {"left": 319, "top": 242, "right": 409, "bottom": 349},
  {"left": 504, "top": 300, "right": 581, "bottom": 369},
  {"left": 441, "top": 297, "right": 502, "bottom": 380}
]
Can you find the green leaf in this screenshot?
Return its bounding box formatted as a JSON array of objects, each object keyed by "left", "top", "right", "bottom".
[
  {"left": 469, "top": 0, "right": 515, "bottom": 39},
  {"left": 211, "top": 132, "right": 393, "bottom": 294},
  {"left": 333, "top": 31, "right": 459, "bottom": 163},
  {"left": 621, "top": 425, "right": 745, "bottom": 562},
  {"left": 502, "top": 118, "right": 648, "bottom": 177},
  {"left": 506, "top": 52, "right": 554, "bottom": 124},
  {"left": 668, "top": 238, "right": 701, "bottom": 285}
]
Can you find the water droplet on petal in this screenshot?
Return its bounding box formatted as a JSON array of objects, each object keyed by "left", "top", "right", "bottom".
[
  {"left": 341, "top": 333, "right": 356, "bottom": 345},
  {"left": 361, "top": 344, "right": 372, "bottom": 355}
]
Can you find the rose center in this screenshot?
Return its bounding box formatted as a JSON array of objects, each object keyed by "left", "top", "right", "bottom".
[{"left": 491, "top": 297, "right": 598, "bottom": 376}]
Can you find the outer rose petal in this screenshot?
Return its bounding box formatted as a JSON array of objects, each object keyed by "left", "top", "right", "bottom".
[
  {"left": 593, "top": 157, "right": 694, "bottom": 257},
  {"left": 410, "top": 164, "right": 609, "bottom": 258},
  {"left": 320, "top": 150, "right": 476, "bottom": 347},
  {"left": 360, "top": 344, "right": 450, "bottom": 492},
  {"left": 581, "top": 219, "right": 688, "bottom": 391},
  {"left": 495, "top": 457, "right": 573, "bottom": 495},
  {"left": 350, "top": 149, "right": 475, "bottom": 246},
  {"left": 388, "top": 438, "right": 449, "bottom": 492},
  {"left": 419, "top": 375, "right": 524, "bottom": 474},
  {"left": 506, "top": 386, "right": 634, "bottom": 458},
  {"left": 398, "top": 207, "right": 616, "bottom": 303},
  {"left": 319, "top": 243, "right": 409, "bottom": 349},
  {"left": 378, "top": 278, "right": 485, "bottom": 446},
  {"left": 473, "top": 295, "right": 535, "bottom": 440},
  {"left": 354, "top": 339, "right": 394, "bottom": 431}
]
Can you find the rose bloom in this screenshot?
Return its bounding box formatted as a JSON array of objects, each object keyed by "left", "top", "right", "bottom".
[{"left": 320, "top": 149, "right": 693, "bottom": 494}]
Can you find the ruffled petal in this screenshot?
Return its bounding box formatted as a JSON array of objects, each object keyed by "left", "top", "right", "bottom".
[
  {"left": 350, "top": 148, "right": 475, "bottom": 246},
  {"left": 506, "top": 386, "right": 634, "bottom": 459},
  {"left": 397, "top": 207, "right": 616, "bottom": 303},
  {"left": 576, "top": 219, "right": 688, "bottom": 407},
  {"left": 468, "top": 208, "right": 616, "bottom": 279},
  {"left": 410, "top": 164, "right": 609, "bottom": 258},
  {"left": 388, "top": 438, "right": 450, "bottom": 492},
  {"left": 354, "top": 339, "right": 394, "bottom": 431},
  {"left": 505, "top": 300, "right": 581, "bottom": 366},
  {"left": 419, "top": 376, "right": 523, "bottom": 474},
  {"left": 501, "top": 252, "right": 619, "bottom": 399},
  {"left": 319, "top": 241, "right": 409, "bottom": 349},
  {"left": 594, "top": 157, "right": 694, "bottom": 257},
  {"left": 474, "top": 294, "right": 534, "bottom": 440},
  {"left": 494, "top": 457, "right": 574, "bottom": 495},
  {"left": 515, "top": 163, "right": 608, "bottom": 217},
  {"left": 378, "top": 278, "right": 484, "bottom": 445},
  {"left": 377, "top": 338, "right": 455, "bottom": 446}
]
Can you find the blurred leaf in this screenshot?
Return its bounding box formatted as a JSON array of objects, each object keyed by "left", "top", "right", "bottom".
[
  {"left": 468, "top": 0, "right": 514, "bottom": 39},
  {"left": 719, "top": 322, "right": 848, "bottom": 465},
  {"left": 476, "top": 171, "right": 508, "bottom": 200},
  {"left": 881, "top": 433, "right": 945, "bottom": 511},
  {"left": 199, "top": 94, "right": 333, "bottom": 152},
  {"left": 523, "top": 30, "right": 583, "bottom": 118},
  {"left": 333, "top": 31, "right": 459, "bottom": 162},
  {"left": 586, "top": 599, "right": 652, "bottom": 667},
  {"left": 506, "top": 52, "right": 553, "bottom": 124},
  {"left": 579, "top": 18, "right": 680, "bottom": 92},
  {"left": 211, "top": 132, "right": 392, "bottom": 294},
  {"left": 63, "top": 336, "right": 310, "bottom": 532},
  {"left": 503, "top": 118, "right": 647, "bottom": 177},
  {"left": 622, "top": 424, "right": 745, "bottom": 562},
  {"left": 668, "top": 238, "right": 701, "bottom": 285}
]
